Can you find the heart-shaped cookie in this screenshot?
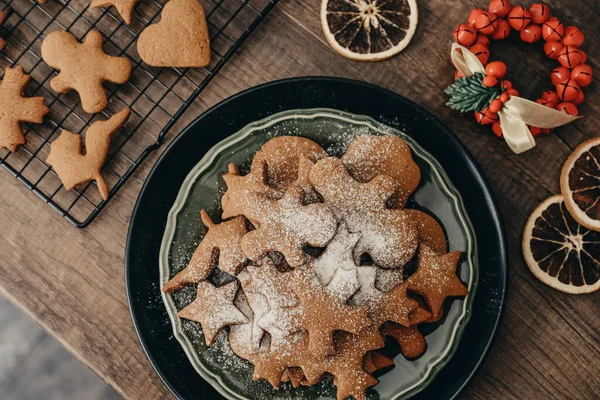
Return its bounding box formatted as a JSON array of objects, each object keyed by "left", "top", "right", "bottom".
[{"left": 137, "top": 0, "right": 210, "bottom": 67}]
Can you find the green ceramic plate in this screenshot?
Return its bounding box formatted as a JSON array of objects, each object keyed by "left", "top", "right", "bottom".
[{"left": 159, "top": 108, "right": 478, "bottom": 399}]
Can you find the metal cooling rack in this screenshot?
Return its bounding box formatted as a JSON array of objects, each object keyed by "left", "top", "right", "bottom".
[{"left": 0, "top": 0, "right": 278, "bottom": 227}]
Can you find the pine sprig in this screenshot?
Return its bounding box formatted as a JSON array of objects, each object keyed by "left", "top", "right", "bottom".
[{"left": 445, "top": 72, "right": 502, "bottom": 113}]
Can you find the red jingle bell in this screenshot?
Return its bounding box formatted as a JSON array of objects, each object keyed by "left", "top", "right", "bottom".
[
  {"left": 488, "top": 98, "right": 503, "bottom": 113},
  {"left": 557, "top": 45, "right": 583, "bottom": 69},
  {"left": 454, "top": 24, "right": 478, "bottom": 47},
  {"left": 529, "top": 4, "right": 550, "bottom": 25},
  {"left": 508, "top": 6, "right": 532, "bottom": 31},
  {"left": 469, "top": 43, "right": 490, "bottom": 65},
  {"left": 501, "top": 80, "right": 512, "bottom": 89},
  {"left": 454, "top": 70, "right": 465, "bottom": 81},
  {"left": 541, "top": 128, "right": 551, "bottom": 135},
  {"left": 542, "top": 18, "right": 564, "bottom": 41},
  {"left": 506, "top": 88, "right": 519, "bottom": 97},
  {"left": 555, "top": 78, "right": 581, "bottom": 102},
  {"left": 475, "top": 12, "right": 499, "bottom": 35},
  {"left": 500, "top": 92, "right": 510, "bottom": 103},
  {"left": 483, "top": 75, "right": 498, "bottom": 87},
  {"left": 520, "top": 24, "right": 542, "bottom": 43},
  {"left": 550, "top": 66, "right": 570, "bottom": 86},
  {"left": 563, "top": 26, "right": 584, "bottom": 47},
  {"left": 474, "top": 34, "right": 490, "bottom": 47},
  {"left": 541, "top": 90, "right": 559, "bottom": 105},
  {"left": 555, "top": 102, "right": 578, "bottom": 116},
  {"left": 544, "top": 41, "right": 563, "bottom": 60},
  {"left": 474, "top": 106, "right": 499, "bottom": 125},
  {"left": 536, "top": 98, "right": 555, "bottom": 108},
  {"left": 573, "top": 91, "right": 584, "bottom": 106},
  {"left": 571, "top": 64, "right": 593, "bottom": 87},
  {"left": 492, "top": 121, "right": 503, "bottom": 137},
  {"left": 529, "top": 126, "right": 542, "bottom": 137},
  {"left": 580, "top": 51, "right": 588, "bottom": 64},
  {"left": 468, "top": 8, "right": 487, "bottom": 26},
  {"left": 488, "top": 0, "right": 512, "bottom": 18},
  {"left": 486, "top": 61, "right": 507, "bottom": 79},
  {"left": 492, "top": 19, "right": 511, "bottom": 40}
]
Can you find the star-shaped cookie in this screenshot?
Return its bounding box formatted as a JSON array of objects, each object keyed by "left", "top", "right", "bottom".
[
  {"left": 178, "top": 280, "right": 248, "bottom": 346},
  {"left": 407, "top": 244, "right": 468, "bottom": 322},
  {"left": 162, "top": 210, "right": 248, "bottom": 293}
]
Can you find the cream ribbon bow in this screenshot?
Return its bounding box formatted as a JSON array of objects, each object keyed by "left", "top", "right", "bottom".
[{"left": 451, "top": 43, "right": 580, "bottom": 154}]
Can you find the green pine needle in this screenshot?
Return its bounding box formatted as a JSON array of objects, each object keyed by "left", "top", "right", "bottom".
[{"left": 445, "top": 72, "right": 502, "bottom": 113}]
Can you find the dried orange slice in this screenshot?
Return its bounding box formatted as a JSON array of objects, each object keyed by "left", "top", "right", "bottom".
[
  {"left": 523, "top": 195, "right": 600, "bottom": 294},
  {"left": 560, "top": 137, "right": 600, "bottom": 232},
  {"left": 321, "top": 0, "right": 418, "bottom": 61}
]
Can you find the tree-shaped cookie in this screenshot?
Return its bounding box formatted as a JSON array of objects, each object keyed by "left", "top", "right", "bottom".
[
  {"left": 310, "top": 157, "right": 419, "bottom": 269},
  {"left": 41, "top": 30, "right": 131, "bottom": 114},
  {"left": 137, "top": 0, "right": 210, "bottom": 67},
  {"left": 90, "top": 0, "right": 137, "bottom": 24},
  {"left": 240, "top": 184, "right": 338, "bottom": 268},
  {"left": 47, "top": 108, "right": 130, "bottom": 200},
  {"left": 162, "top": 210, "right": 248, "bottom": 293},
  {"left": 341, "top": 134, "right": 421, "bottom": 208},
  {"left": 178, "top": 280, "right": 248, "bottom": 346},
  {"left": 0, "top": 9, "right": 7, "bottom": 51},
  {"left": 407, "top": 244, "right": 468, "bottom": 322},
  {"left": 0, "top": 66, "right": 49, "bottom": 152}
]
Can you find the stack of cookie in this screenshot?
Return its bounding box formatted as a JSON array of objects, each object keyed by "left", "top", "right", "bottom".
[{"left": 163, "top": 135, "right": 469, "bottom": 400}]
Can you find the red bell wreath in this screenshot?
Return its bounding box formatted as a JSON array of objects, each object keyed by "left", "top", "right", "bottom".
[{"left": 447, "top": 1, "right": 592, "bottom": 152}]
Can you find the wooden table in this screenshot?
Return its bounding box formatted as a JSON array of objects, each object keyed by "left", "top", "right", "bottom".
[{"left": 1, "top": 0, "right": 599, "bottom": 399}]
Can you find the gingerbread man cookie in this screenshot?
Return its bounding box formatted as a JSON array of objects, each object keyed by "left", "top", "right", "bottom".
[
  {"left": 137, "top": 0, "right": 210, "bottom": 67},
  {"left": 90, "top": 0, "right": 137, "bottom": 24},
  {"left": 341, "top": 134, "right": 421, "bottom": 208},
  {"left": 0, "top": 66, "right": 49, "bottom": 152},
  {"left": 47, "top": 108, "right": 130, "bottom": 200},
  {"left": 178, "top": 280, "right": 248, "bottom": 346},
  {"left": 41, "top": 30, "right": 131, "bottom": 114},
  {"left": 310, "top": 157, "right": 418, "bottom": 269},
  {"left": 162, "top": 210, "right": 248, "bottom": 293}
]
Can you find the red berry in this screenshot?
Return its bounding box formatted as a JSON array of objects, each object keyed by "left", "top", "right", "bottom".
[
  {"left": 563, "top": 26, "right": 584, "bottom": 47},
  {"left": 571, "top": 64, "right": 593, "bottom": 87},
  {"left": 541, "top": 90, "right": 559, "bottom": 105},
  {"left": 500, "top": 92, "right": 510, "bottom": 102},
  {"left": 507, "top": 88, "right": 519, "bottom": 96},
  {"left": 474, "top": 34, "right": 490, "bottom": 47},
  {"left": 483, "top": 75, "right": 498, "bottom": 87},
  {"left": 520, "top": 24, "right": 542, "bottom": 43},
  {"left": 475, "top": 12, "right": 499, "bottom": 35},
  {"left": 542, "top": 18, "right": 564, "bottom": 41},
  {"left": 508, "top": 6, "right": 532, "bottom": 31},
  {"left": 555, "top": 102, "right": 578, "bottom": 116},
  {"left": 492, "top": 121, "right": 503, "bottom": 137},
  {"left": 529, "top": 4, "right": 550, "bottom": 24},
  {"left": 486, "top": 61, "right": 507, "bottom": 79},
  {"left": 556, "top": 78, "right": 580, "bottom": 102},
  {"left": 529, "top": 126, "right": 542, "bottom": 136},
  {"left": 544, "top": 41, "right": 563, "bottom": 59},
  {"left": 557, "top": 45, "right": 583, "bottom": 69},
  {"left": 469, "top": 44, "right": 490, "bottom": 65},
  {"left": 573, "top": 90, "right": 584, "bottom": 106},
  {"left": 488, "top": 0, "right": 512, "bottom": 18},
  {"left": 468, "top": 8, "right": 487, "bottom": 26},
  {"left": 550, "top": 66, "right": 571, "bottom": 86},
  {"left": 488, "top": 98, "right": 503, "bottom": 113},
  {"left": 474, "top": 106, "right": 499, "bottom": 125},
  {"left": 454, "top": 24, "right": 478, "bottom": 47},
  {"left": 492, "top": 19, "right": 511, "bottom": 40}
]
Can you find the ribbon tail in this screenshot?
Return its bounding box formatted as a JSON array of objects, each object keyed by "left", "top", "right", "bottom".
[
  {"left": 498, "top": 108, "right": 536, "bottom": 154},
  {"left": 451, "top": 43, "right": 486, "bottom": 77},
  {"left": 504, "top": 96, "right": 581, "bottom": 128}
]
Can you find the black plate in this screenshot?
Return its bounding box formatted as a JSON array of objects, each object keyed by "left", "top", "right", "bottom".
[{"left": 126, "top": 77, "right": 508, "bottom": 400}]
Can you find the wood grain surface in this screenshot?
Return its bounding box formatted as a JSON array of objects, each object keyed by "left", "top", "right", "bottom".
[{"left": 1, "top": 0, "right": 599, "bottom": 399}]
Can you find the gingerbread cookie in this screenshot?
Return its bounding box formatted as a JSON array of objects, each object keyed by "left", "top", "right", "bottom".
[
  {"left": 280, "top": 367, "right": 304, "bottom": 388},
  {"left": 251, "top": 136, "right": 327, "bottom": 190},
  {"left": 310, "top": 157, "right": 418, "bottom": 269},
  {"left": 240, "top": 185, "right": 337, "bottom": 268},
  {"left": 47, "top": 108, "right": 130, "bottom": 200},
  {"left": 381, "top": 323, "right": 427, "bottom": 359},
  {"left": 41, "top": 30, "right": 131, "bottom": 114},
  {"left": 341, "top": 134, "right": 421, "bottom": 208},
  {"left": 313, "top": 222, "right": 361, "bottom": 289},
  {"left": 229, "top": 288, "right": 267, "bottom": 360},
  {"left": 90, "top": 0, "right": 137, "bottom": 24},
  {"left": 0, "top": 66, "right": 49, "bottom": 152},
  {"left": 407, "top": 244, "right": 468, "bottom": 322},
  {"left": 137, "top": 0, "right": 210, "bottom": 67},
  {"left": 162, "top": 210, "right": 248, "bottom": 293},
  {"left": 405, "top": 209, "right": 447, "bottom": 254},
  {"left": 0, "top": 9, "right": 7, "bottom": 51},
  {"left": 178, "top": 280, "right": 248, "bottom": 346},
  {"left": 363, "top": 351, "right": 394, "bottom": 374}
]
